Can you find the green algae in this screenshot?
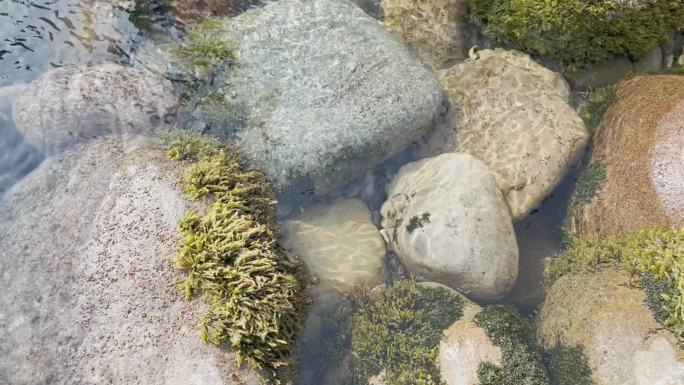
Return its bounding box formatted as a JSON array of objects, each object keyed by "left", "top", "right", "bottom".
[
  {"left": 582, "top": 86, "right": 618, "bottom": 135},
  {"left": 549, "top": 228, "right": 684, "bottom": 346},
  {"left": 163, "top": 130, "right": 308, "bottom": 383},
  {"left": 469, "top": 0, "right": 684, "bottom": 70},
  {"left": 173, "top": 20, "right": 236, "bottom": 83},
  {"left": 474, "top": 305, "right": 550, "bottom": 385},
  {"left": 545, "top": 344, "right": 594, "bottom": 385},
  {"left": 345, "top": 280, "right": 464, "bottom": 385}
]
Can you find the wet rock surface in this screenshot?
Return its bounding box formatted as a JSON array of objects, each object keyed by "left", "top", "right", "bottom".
[
  {"left": 12, "top": 64, "right": 178, "bottom": 155},
  {"left": 0, "top": 136, "right": 261, "bottom": 385},
  {"left": 205, "top": 0, "right": 444, "bottom": 196},
  {"left": 282, "top": 198, "right": 387, "bottom": 293},
  {"left": 538, "top": 270, "right": 684, "bottom": 385},
  {"left": 380, "top": 152, "right": 518, "bottom": 302},
  {"left": 423, "top": 49, "right": 588, "bottom": 220},
  {"left": 568, "top": 75, "right": 684, "bottom": 237}
]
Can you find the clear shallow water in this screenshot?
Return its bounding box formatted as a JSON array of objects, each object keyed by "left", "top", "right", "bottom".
[{"left": 0, "top": 1, "right": 591, "bottom": 383}]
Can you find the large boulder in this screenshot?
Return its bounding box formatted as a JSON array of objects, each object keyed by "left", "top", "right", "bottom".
[
  {"left": 381, "top": 0, "right": 470, "bottom": 68},
  {"left": 12, "top": 64, "right": 178, "bottom": 155},
  {"left": 0, "top": 136, "right": 261, "bottom": 385},
  {"left": 567, "top": 75, "right": 684, "bottom": 237},
  {"left": 422, "top": 49, "right": 588, "bottom": 220},
  {"left": 380, "top": 153, "right": 518, "bottom": 301},
  {"left": 538, "top": 269, "right": 684, "bottom": 385},
  {"left": 202, "top": 0, "right": 444, "bottom": 196},
  {"left": 438, "top": 290, "right": 502, "bottom": 384},
  {"left": 282, "top": 198, "right": 387, "bottom": 293}
]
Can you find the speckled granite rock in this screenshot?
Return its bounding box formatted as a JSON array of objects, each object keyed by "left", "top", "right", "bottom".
[
  {"left": 380, "top": 153, "right": 518, "bottom": 301},
  {"left": 207, "top": 0, "right": 444, "bottom": 196},
  {"left": 567, "top": 75, "right": 684, "bottom": 237},
  {"left": 0, "top": 136, "right": 261, "bottom": 385},
  {"left": 12, "top": 64, "right": 178, "bottom": 155},
  {"left": 437, "top": 285, "right": 502, "bottom": 385},
  {"left": 282, "top": 198, "right": 386, "bottom": 293},
  {"left": 538, "top": 270, "right": 684, "bottom": 385},
  {"left": 422, "top": 49, "right": 588, "bottom": 220},
  {"left": 381, "top": 0, "right": 470, "bottom": 68}
]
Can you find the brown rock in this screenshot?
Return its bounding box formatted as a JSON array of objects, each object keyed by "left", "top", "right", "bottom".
[{"left": 569, "top": 75, "right": 684, "bottom": 237}]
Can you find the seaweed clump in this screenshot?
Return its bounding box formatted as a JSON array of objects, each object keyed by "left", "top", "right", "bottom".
[
  {"left": 162, "top": 130, "right": 308, "bottom": 383},
  {"left": 346, "top": 280, "right": 464, "bottom": 385},
  {"left": 549, "top": 228, "right": 684, "bottom": 345},
  {"left": 544, "top": 345, "right": 594, "bottom": 385},
  {"left": 173, "top": 20, "right": 236, "bottom": 84},
  {"left": 474, "top": 305, "right": 550, "bottom": 385},
  {"left": 469, "top": 0, "right": 684, "bottom": 70}
]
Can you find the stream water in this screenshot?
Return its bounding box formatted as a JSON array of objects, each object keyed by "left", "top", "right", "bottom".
[{"left": 0, "top": 0, "right": 590, "bottom": 383}]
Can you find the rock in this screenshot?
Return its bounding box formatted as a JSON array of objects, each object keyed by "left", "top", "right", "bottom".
[
  {"left": 12, "top": 64, "right": 178, "bottom": 155},
  {"left": 282, "top": 198, "right": 386, "bottom": 293},
  {"left": 538, "top": 269, "right": 684, "bottom": 385},
  {"left": 381, "top": 0, "right": 469, "bottom": 68},
  {"left": 0, "top": 136, "right": 261, "bottom": 385},
  {"left": 633, "top": 46, "right": 663, "bottom": 74},
  {"left": 380, "top": 153, "right": 518, "bottom": 301},
  {"left": 206, "top": 0, "right": 444, "bottom": 196},
  {"left": 567, "top": 75, "right": 684, "bottom": 237},
  {"left": 0, "top": 84, "right": 43, "bottom": 197},
  {"left": 438, "top": 287, "right": 503, "bottom": 385},
  {"left": 566, "top": 56, "right": 634, "bottom": 89},
  {"left": 423, "top": 49, "right": 588, "bottom": 220},
  {"left": 351, "top": 0, "right": 382, "bottom": 18}
]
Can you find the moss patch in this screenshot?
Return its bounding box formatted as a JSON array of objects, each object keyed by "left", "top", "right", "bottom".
[
  {"left": 173, "top": 20, "right": 236, "bottom": 84},
  {"left": 469, "top": 0, "right": 684, "bottom": 70},
  {"left": 571, "top": 162, "right": 607, "bottom": 209},
  {"left": 544, "top": 345, "right": 594, "bottom": 385},
  {"left": 582, "top": 86, "right": 618, "bottom": 135},
  {"left": 549, "top": 228, "right": 684, "bottom": 345},
  {"left": 163, "top": 130, "right": 308, "bottom": 383},
  {"left": 346, "top": 280, "right": 464, "bottom": 385},
  {"left": 474, "top": 305, "right": 550, "bottom": 385}
]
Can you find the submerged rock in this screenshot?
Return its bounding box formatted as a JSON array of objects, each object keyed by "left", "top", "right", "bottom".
[
  {"left": 12, "top": 64, "right": 178, "bottom": 155},
  {"left": 201, "top": 0, "right": 444, "bottom": 196},
  {"left": 567, "top": 75, "right": 684, "bottom": 237},
  {"left": 423, "top": 49, "right": 588, "bottom": 220},
  {"left": 0, "top": 136, "right": 261, "bottom": 385},
  {"left": 538, "top": 270, "right": 684, "bottom": 385},
  {"left": 381, "top": 0, "right": 470, "bottom": 68},
  {"left": 380, "top": 153, "right": 518, "bottom": 301},
  {"left": 282, "top": 198, "right": 387, "bottom": 293}
]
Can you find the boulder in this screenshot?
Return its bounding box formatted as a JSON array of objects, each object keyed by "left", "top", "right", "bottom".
[
  {"left": 0, "top": 136, "right": 261, "bottom": 385},
  {"left": 423, "top": 49, "right": 588, "bottom": 220},
  {"left": 538, "top": 269, "right": 684, "bottom": 385},
  {"left": 12, "top": 64, "right": 178, "bottom": 155},
  {"left": 567, "top": 75, "right": 684, "bottom": 237},
  {"left": 381, "top": 0, "right": 470, "bottom": 68},
  {"left": 438, "top": 289, "right": 502, "bottom": 385},
  {"left": 201, "top": 0, "right": 444, "bottom": 196},
  {"left": 282, "top": 198, "right": 387, "bottom": 293},
  {"left": 380, "top": 153, "right": 518, "bottom": 301}
]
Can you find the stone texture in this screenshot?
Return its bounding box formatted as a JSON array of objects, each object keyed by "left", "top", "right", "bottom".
[
  {"left": 566, "top": 56, "right": 635, "bottom": 90},
  {"left": 208, "top": 0, "right": 444, "bottom": 196},
  {"left": 381, "top": 0, "right": 470, "bottom": 68},
  {"left": 423, "top": 49, "right": 588, "bottom": 220},
  {"left": 0, "top": 136, "right": 261, "bottom": 385},
  {"left": 438, "top": 288, "right": 502, "bottom": 385},
  {"left": 282, "top": 198, "right": 387, "bottom": 293},
  {"left": 380, "top": 153, "right": 518, "bottom": 301},
  {"left": 568, "top": 75, "right": 684, "bottom": 237},
  {"left": 12, "top": 64, "right": 178, "bottom": 155},
  {"left": 538, "top": 270, "right": 684, "bottom": 385}
]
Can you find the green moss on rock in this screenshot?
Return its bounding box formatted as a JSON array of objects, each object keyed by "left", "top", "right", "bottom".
[
  {"left": 474, "top": 305, "right": 550, "bottom": 385},
  {"left": 582, "top": 86, "right": 618, "bottom": 135},
  {"left": 545, "top": 345, "right": 594, "bottom": 385},
  {"left": 173, "top": 20, "right": 236, "bottom": 83},
  {"left": 469, "top": 0, "right": 684, "bottom": 70},
  {"left": 163, "top": 130, "right": 308, "bottom": 383},
  {"left": 549, "top": 228, "right": 684, "bottom": 345},
  {"left": 346, "top": 280, "right": 464, "bottom": 385}
]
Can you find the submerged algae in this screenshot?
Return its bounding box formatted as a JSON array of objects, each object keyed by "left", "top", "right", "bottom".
[{"left": 163, "top": 130, "right": 308, "bottom": 383}]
